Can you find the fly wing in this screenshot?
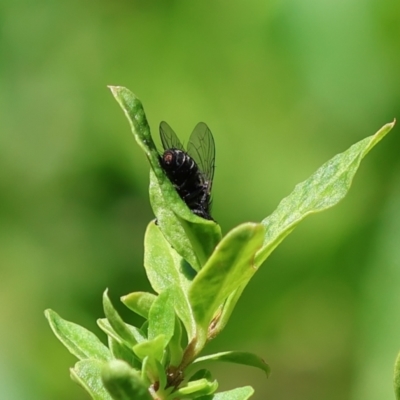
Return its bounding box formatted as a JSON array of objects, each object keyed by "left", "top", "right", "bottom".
[
  {"left": 187, "top": 122, "right": 215, "bottom": 190},
  {"left": 159, "top": 121, "right": 185, "bottom": 151}
]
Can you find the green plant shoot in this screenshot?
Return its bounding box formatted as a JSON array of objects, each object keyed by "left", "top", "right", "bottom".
[{"left": 45, "top": 86, "right": 395, "bottom": 400}]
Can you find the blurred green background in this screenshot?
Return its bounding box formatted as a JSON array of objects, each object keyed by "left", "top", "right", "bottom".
[{"left": 1, "top": 1, "right": 400, "bottom": 399}]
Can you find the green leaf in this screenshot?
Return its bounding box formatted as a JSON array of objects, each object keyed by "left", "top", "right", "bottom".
[
  {"left": 169, "top": 317, "right": 184, "bottom": 367},
  {"left": 149, "top": 170, "right": 202, "bottom": 271},
  {"left": 121, "top": 292, "right": 157, "bottom": 319},
  {"left": 140, "top": 355, "right": 168, "bottom": 391},
  {"left": 140, "top": 356, "right": 157, "bottom": 386},
  {"left": 133, "top": 335, "right": 166, "bottom": 362},
  {"left": 103, "top": 290, "right": 138, "bottom": 348},
  {"left": 196, "top": 386, "right": 254, "bottom": 400},
  {"left": 148, "top": 289, "right": 175, "bottom": 347},
  {"left": 149, "top": 166, "right": 222, "bottom": 272},
  {"left": 97, "top": 318, "right": 146, "bottom": 345},
  {"left": 167, "top": 378, "right": 218, "bottom": 399},
  {"left": 139, "top": 356, "right": 152, "bottom": 387},
  {"left": 394, "top": 349, "right": 400, "bottom": 399},
  {"left": 189, "top": 223, "right": 265, "bottom": 348},
  {"left": 152, "top": 175, "right": 222, "bottom": 271},
  {"left": 189, "top": 368, "right": 213, "bottom": 382},
  {"left": 192, "top": 351, "right": 270, "bottom": 377},
  {"left": 176, "top": 213, "right": 222, "bottom": 271},
  {"left": 154, "top": 357, "right": 168, "bottom": 393},
  {"left": 255, "top": 120, "right": 396, "bottom": 267},
  {"left": 101, "top": 360, "right": 153, "bottom": 400},
  {"left": 44, "top": 309, "right": 111, "bottom": 362},
  {"left": 214, "top": 284, "right": 247, "bottom": 337},
  {"left": 108, "top": 336, "right": 140, "bottom": 369},
  {"left": 70, "top": 359, "right": 112, "bottom": 400},
  {"left": 109, "top": 86, "right": 222, "bottom": 271},
  {"left": 144, "top": 221, "right": 196, "bottom": 341},
  {"left": 108, "top": 86, "right": 158, "bottom": 163}
]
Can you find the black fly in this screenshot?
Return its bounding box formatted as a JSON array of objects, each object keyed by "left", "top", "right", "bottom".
[{"left": 159, "top": 121, "right": 215, "bottom": 220}]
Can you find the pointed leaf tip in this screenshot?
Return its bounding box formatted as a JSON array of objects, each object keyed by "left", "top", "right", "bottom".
[
  {"left": 44, "top": 309, "right": 111, "bottom": 362},
  {"left": 102, "top": 290, "right": 138, "bottom": 348},
  {"left": 255, "top": 121, "right": 395, "bottom": 267},
  {"left": 193, "top": 351, "right": 270, "bottom": 378}
]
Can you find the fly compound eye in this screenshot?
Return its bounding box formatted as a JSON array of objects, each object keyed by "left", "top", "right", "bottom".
[{"left": 163, "top": 151, "right": 174, "bottom": 164}]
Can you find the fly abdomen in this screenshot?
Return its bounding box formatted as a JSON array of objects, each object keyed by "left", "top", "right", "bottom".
[
  {"left": 159, "top": 121, "right": 215, "bottom": 221},
  {"left": 160, "top": 149, "right": 203, "bottom": 192}
]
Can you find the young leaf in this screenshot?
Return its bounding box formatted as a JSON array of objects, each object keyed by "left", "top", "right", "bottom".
[
  {"left": 213, "top": 283, "right": 247, "bottom": 337},
  {"left": 121, "top": 291, "right": 157, "bottom": 319},
  {"left": 148, "top": 289, "right": 175, "bottom": 347},
  {"left": 256, "top": 121, "right": 395, "bottom": 267},
  {"left": 97, "top": 318, "right": 146, "bottom": 346},
  {"left": 103, "top": 290, "right": 138, "bottom": 348},
  {"left": 108, "top": 336, "right": 140, "bottom": 369},
  {"left": 167, "top": 378, "right": 218, "bottom": 399},
  {"left": 196, "top": 386, "right": 254, "bottom": 400},
  {"left": 189, "top": 223, "right": 265, "bottom": 348},
  {"left": 149, "top": 174, "right": 222, "bottom": 270},
  {"left": 140, "top": 355, "right": 171, "bottom": 395},
  {"left": 70, "top": 359, "right": 112, "bottom": 400},
  {"left": 169, "top": 317, "right": 184, "bottom": 367},
  {"left": 101, "top": 360, "right": 153, "bottom": 400},
  {"left": 140, "top": 355, "right": 163, "bottom": 387},
  {"left": 109, "top": 86, "right": 222, "bottom": 270},
  {"left": 133, "top": 335, "right": 166, "bottom": 362},
  {"left": 144, "top": 221, "right": 196, "bottom": 341},
  {"left": 189, "top": 368, "right": 213, "bottom": 381},
  {"left": 177, "top": 213, "right": 222, "bottom": 270},
  {"left": 44, "top": 309, "right": 111, "bottom": 362},
  {"left": 154, "top": 357, "right": 168, "bottom": 394},
  {"left": 139, "top": 356, "right": 152, "bottom": 387},
  {"left": 191, "top": 351, "right": 270, "bottom": 377}
]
